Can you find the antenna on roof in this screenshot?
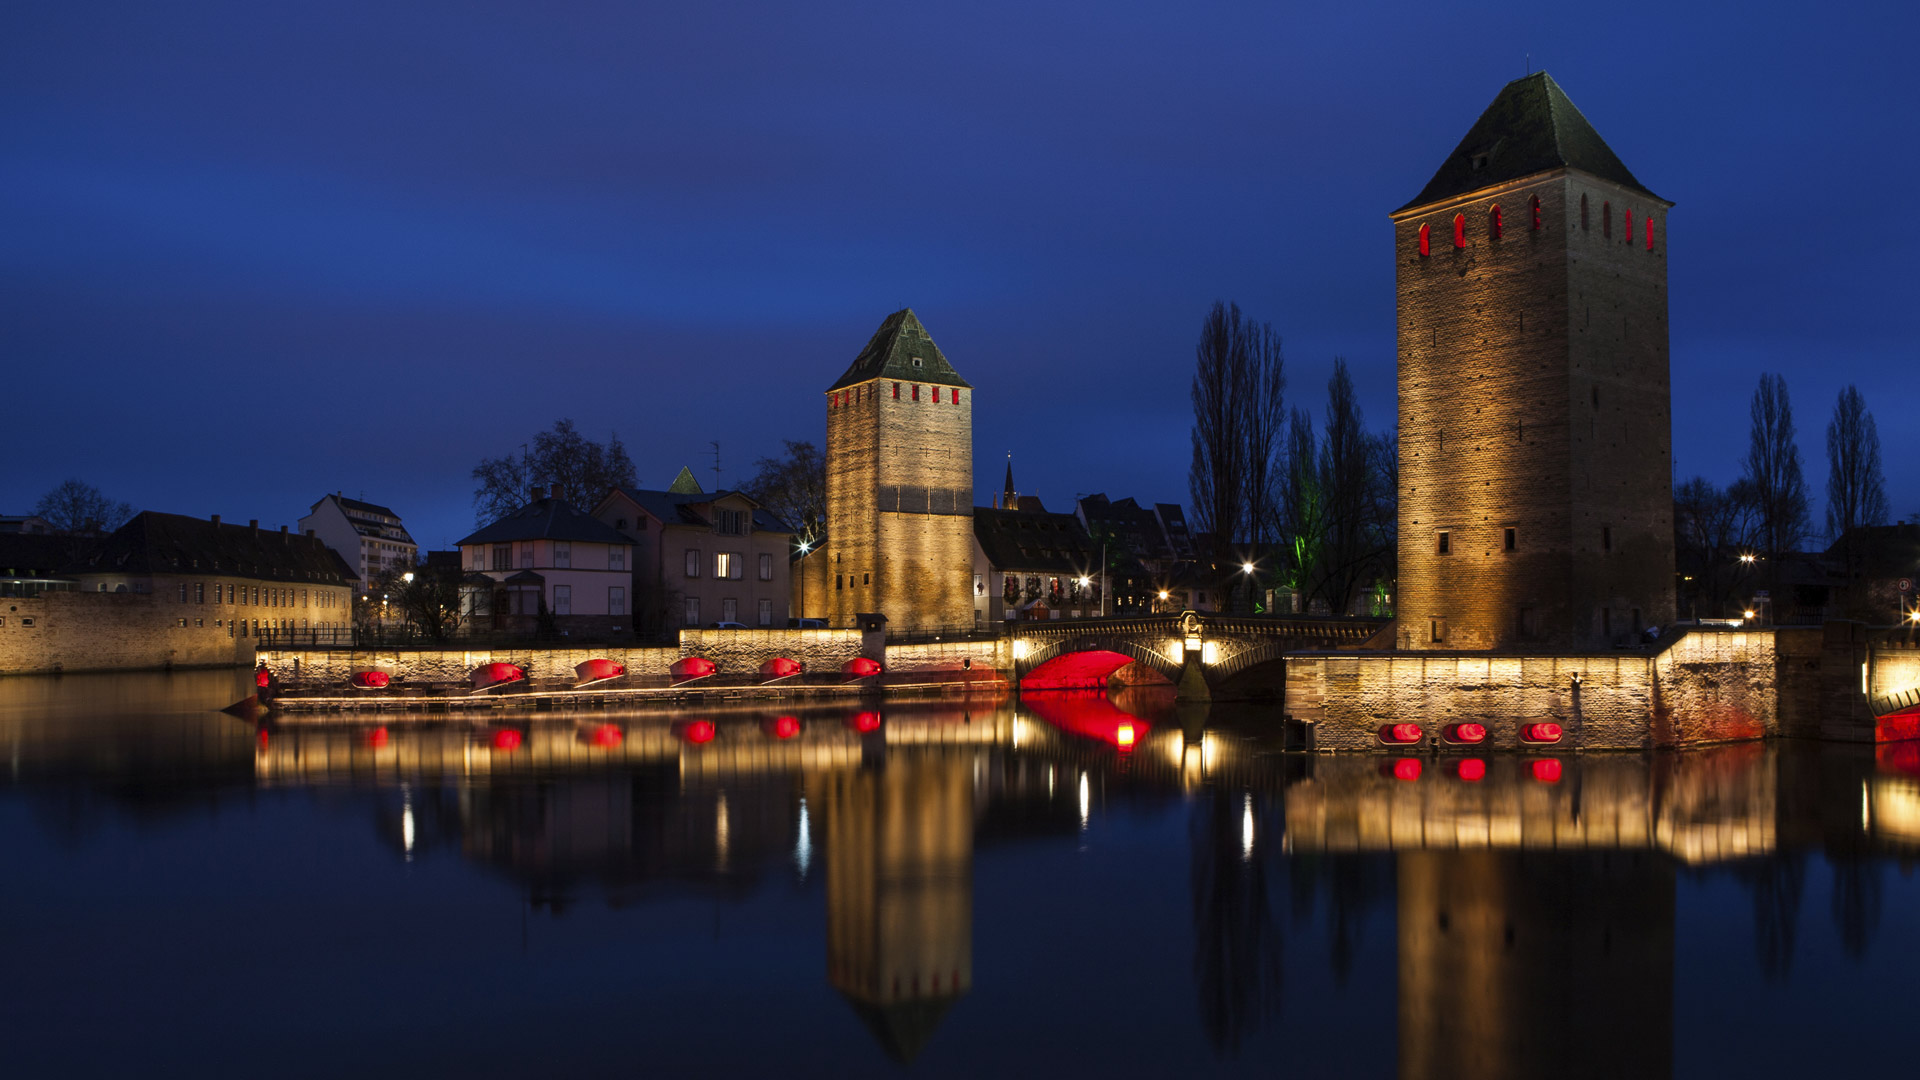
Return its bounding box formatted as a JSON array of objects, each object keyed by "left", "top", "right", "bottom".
[{"left": 710, "top": 441, "right": 722, "bottom": 491}]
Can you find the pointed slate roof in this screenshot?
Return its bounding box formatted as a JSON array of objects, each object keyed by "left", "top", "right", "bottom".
[
  {"left": 839, "top": 993, "right": 963, "bottom": 1065},
  {"left": 456, "top": 497, "right": 632, "bottom": 547},
  {"left": 667, "top": 467, "right": 703, "bottom": 494},
  {"left": 828, "top": 308, "right": 971, "bottom": 392},
  {"left": 1002, "top": 456, "right": 1016, "bottom": 509},
  {"left": 1398, "top": 72, "right": 1664, "bottom": 213}
]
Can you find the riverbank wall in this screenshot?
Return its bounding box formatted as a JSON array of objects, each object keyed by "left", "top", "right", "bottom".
[{"left": 0, "top": 591, "right": 253, "bottom": 675}]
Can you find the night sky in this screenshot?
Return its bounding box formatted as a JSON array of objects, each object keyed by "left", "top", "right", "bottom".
[{"left": 6, "top": 1, "right": 1914, "bottom": 551}]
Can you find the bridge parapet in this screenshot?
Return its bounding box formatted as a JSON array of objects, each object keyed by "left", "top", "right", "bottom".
[{"left": 1007, "top": 611, "right": 1390, "bottom": 695}]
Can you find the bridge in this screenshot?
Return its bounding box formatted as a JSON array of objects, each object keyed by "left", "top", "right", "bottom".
[{"left": 1006, "top": 611, "right": 1388, "bottom": 698}]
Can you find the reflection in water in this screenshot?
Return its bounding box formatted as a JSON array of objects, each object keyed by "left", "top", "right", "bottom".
[{"left": 3, "top": 671, "right": 1920, "bottom": 1074}]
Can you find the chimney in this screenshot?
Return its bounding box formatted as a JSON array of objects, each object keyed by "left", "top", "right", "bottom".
[
  {"left": 532, "top": 486, "right": 547, "bottom": 502},
  {"left": 306, "top": 529, "right": 315, "bottom": 537},
  {"left": 211, "top": 514, "right": 221, "bottom": 526},
  {"left": 280, "top": 524, "right": 287, "bottom": 533},
  {"left": 250, "top": 519, "right": 259, "bottom": 530}
]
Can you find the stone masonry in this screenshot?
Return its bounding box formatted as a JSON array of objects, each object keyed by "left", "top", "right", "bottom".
[
  {"left": 823, "top": 309, "right": 974, "bottom": 631},
  {"left": 1394, "top": 73, "right": 1675, "bottom": 651}
]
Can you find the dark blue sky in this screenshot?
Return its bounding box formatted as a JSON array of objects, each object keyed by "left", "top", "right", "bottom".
[{"left": 5, "top": 1, "right": 1914, "bottom": 550}]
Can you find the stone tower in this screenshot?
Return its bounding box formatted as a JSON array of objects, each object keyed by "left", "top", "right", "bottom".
[
  {"left": 1394, "top": 73, "right": 1675, "bottom": 651},
  {"left": 823, "top": 309, "right": 974, "bottom": 630}
]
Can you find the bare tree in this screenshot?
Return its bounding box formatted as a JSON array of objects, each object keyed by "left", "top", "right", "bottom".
[
  {"left": 471, "top": 419, "right": 637, "bottom": 524},
  {"left": 744, "top": 440, "right": 826, "bottom": 546},
  {"left": 35, "top": 479, "right": 134, "bottom": 535},
  {"left": 1742, "top": 373, "right": 1810, "bottom": 603},
  {"left": 1675, "top": 476, "right": 1762, "bottom": 617},
  {"left": 1315, "top": 361, "right": 1392, "bottom": 617},
  {"left": 1824, "top": 385, "right": 1888, "bottom": 547},
  {"left": 1187, "top": 301, "right": 1285, "bottom": 612},
  {"left": 1276, "top": 408, "right": 1322, "bottom": 612}
]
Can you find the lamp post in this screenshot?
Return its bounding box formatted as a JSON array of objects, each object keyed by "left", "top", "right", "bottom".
[{"left": 797, "top": 540, "right": 811, "bottom": 625}]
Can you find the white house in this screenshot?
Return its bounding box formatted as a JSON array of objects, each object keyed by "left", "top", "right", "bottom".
[
  {"left": 298, "top": 494, "right": 418, "bottom": 585},
  {"left": 456, "top": 490, "right": 636, "bottom": 634}
]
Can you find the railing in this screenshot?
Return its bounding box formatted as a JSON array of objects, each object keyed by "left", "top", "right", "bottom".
[{"left": 252, "top": 626, "right": 675, "bottom": 650}]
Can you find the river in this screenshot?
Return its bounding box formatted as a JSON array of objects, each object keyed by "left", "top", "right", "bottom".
[{"left": 2, "top": 669, "right": 1915, "bottom": 1077}]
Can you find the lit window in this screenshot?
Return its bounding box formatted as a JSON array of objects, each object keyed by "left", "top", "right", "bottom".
[
  {"left": 1624, "top": 208, "right": 1633, "bottom": 243},
  {"left": 1531, "top": 195, "right": 1541, "bottom": 230},
  {"left": 933, "top": 386, "right": 941, "bottom": 403},
  {"left": 892, "top": 382, "right": 900, "bottom": 399},
  {"left": 1646, "top": 216, "right": 1655, "bottom": 251},
  {"left": 912, "top": 384, "right": 920, "bottom": 401},
  {"left": 1453, "top": 213, "right": 1466, "bottom": 248},
  {"left": 1418, "top": 223, "right": 1430, "bottom": 256},
  {"left": 714, "top": 552, "right": 734, "bottom": 579},
  {"left": 952, "top": 389, "right": 961, "bottom": 405},
  {"left": 1489, "top": 205, "right": 1502, "bottom": 239}
]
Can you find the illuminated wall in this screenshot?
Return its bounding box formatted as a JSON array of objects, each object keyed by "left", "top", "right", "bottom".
[{"left": 1395, "top": 78, "right": 1675, "bottom": 651}]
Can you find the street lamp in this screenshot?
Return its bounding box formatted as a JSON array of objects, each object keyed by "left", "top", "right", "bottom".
[
  {"left": 1743, "top": 609, "right": 1757, "bottom": 620},
  {"left": 797, "top": 540, "right": 812, "bottom": 624},
  {"left": 1739, "top": 553, "right": 1756, "bottom": 565},
  {"left": 402, "top": 572, "right": 414, "bottom": 584}
]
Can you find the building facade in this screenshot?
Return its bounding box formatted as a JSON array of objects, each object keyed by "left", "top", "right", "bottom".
[
  {"left": 1394, "top": 72, "right": 1676, "bottom": 651},
  {"left": 456, "top": 492, "right": 636, "bottom": 635},
  {"left": 820, "top": 309, "right": 975, "bottom": 630},
  {"left": 595, "top": 476, "right": 794, "bottom": 634},
  {"left": 297, "top": 494, "right": 418, "bottom": 585}
]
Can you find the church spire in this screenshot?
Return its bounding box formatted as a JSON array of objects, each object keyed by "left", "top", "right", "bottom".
[{"left": 1002, "top": 454, "right": 1016, "bottom": 511}]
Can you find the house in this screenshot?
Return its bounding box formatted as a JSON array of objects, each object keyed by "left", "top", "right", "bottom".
[
  {"left": 970, "top": 506, "right": 1102, "bottom": 624},
  {"left": 456, "top": 490, "right": 636, "bottom": 635},
  {"left": 0, "top": 515, "right": 54, "bottom": 535},
  {"left": 65, "top": 511, "right": 359, "bottom": 642},
  {"left": 595, "top": 470, "right": 795, "bottom": 634},
  {"left": 297, "top": 494, "right": 418, "bottom": 585}
]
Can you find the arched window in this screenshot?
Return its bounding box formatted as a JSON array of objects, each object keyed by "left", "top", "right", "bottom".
[
  {"left": 1530, "top": 195, "right": 1541, "bottom": 230},
  {"left": 1453, "top": 213, "right": 1466, "bottom": 248},
  {"left": 1602, "top": 201, "right": 1611, "bottom": 238},
  {"left": 1580, "top": 194, "right": 1589, "bottom": 230},
  {"left": 1646, "top": 216, "right": 1655, "bottom": 252},
  {"left": 1489, "top": 205, "right": 1503, "bottom": 240},
  {"left": 1624, "top": 208, "right": 1633, "bottom": 243},
  {"left": 1418, "top": 223, "right": 1430, "bottom": 257}
]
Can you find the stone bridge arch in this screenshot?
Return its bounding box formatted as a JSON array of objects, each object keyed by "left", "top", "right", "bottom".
[
  {"left": 1011, "top": 618, "right": 1183, "bottom": 689},
  {"left": 1009, "top": 613, "right": 1387, "bottom": 698}
]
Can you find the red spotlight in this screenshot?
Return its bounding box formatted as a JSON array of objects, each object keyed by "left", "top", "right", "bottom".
[
  {"left": 1380, "top": 723, "right": 1423, "bottom": 744},
  {"left": 255, "top": 668, "right": 271, "bottom": 689},
  {"left": 1456, "top": 758, "right": 1487, "bottom": 782},
  {"left": 1532, "top": 759, "right": 1563, "bottom": 783},
  {"left": 350, "top": 670, "right": 390, "bottom": 689},
  {"left": 1523, "top": 722, "right": 1564, "bottom": 744},
  {"left": 1448, "top": 722, "right": 1487, "bottom": 744}
]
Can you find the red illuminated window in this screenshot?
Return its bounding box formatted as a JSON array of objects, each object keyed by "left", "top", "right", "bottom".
[
  {"left": 1418, "top": 223, "right": 1430, "bottom": 256},
  {"left": 1453, "top": 213, "right": 1466, "bottom": 248},
  {"left": 1489, "top": 205, "right": 1502, "bottom": 239},
  {"left": 1646, "top": 217, "right": 1655, "bottom": 251},
  {"left": 952, "top": 389, "right": 960, "bottom": 405},
  {"left": 912, "top": 384, "right": 919, "bottom": 401},
  {"left": 1531, "top": 195, "right": 1541, "bottom": 230},
  {"left": 932, "top": 386, "right": 941, "bottom": 403},
  {"left": 892, "top": 382, "right": 899, "bottom": 399},
  {"left": 1602, "top": 201, "right": 1611, "bottom": 238},
  {"left": 1624, "top": 208, "right": 1633, "bottom": 243}
]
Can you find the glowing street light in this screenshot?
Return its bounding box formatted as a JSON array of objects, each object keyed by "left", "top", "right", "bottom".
[
  {"left": 1739, "top": 553, "right": 1756, "bottom": 565},
  {"left": 1743, "top": 609, "right": 1757, "bottom": 620},
  {"left": 1242, "top": 562, "right": 1256, "bottom": 575},
  {"left": 402, "top": 572, "right": 414, "bottom": 584}
]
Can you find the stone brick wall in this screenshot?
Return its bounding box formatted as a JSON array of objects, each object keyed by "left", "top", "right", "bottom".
[
  {"left": 824, "top": 376, "right": 973, "bottom": 630},
  {"left": 1395, "top": 171, "right": 1673, "bottom": 651},
  {"left": 261, "top": 643, "right": 681, "bottom": 684},
  {"left": 1, "top": 591, "right": 255, "bottom": 674},
  {"left": 1286, "top": 629, "right": 1776, "bottom": 751}
]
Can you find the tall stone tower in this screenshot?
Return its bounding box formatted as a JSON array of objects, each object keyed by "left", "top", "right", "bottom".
[
  {"left": 1394, "top": 73, "right": 1675, "bottom": 651},
  {"left": 823, "top": 309, "right": 975, "bottom": 630}
]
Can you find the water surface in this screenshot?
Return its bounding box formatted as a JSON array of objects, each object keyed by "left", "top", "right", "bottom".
[{"left": 2, "top": 671, "right": 1915, "bottom": 1077}]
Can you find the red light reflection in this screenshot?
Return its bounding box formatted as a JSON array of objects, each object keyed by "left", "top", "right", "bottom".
[
  {"left": 590, "top": 724, "right": 623, "bottom": 748},
  {"left": 1456, "top": 758, "right": 1486, "bottom": 782},
  {"left": 772, "top": 716, "right": 801, "bottom": 739},
  {"left": 1532, "top": 759, "right": 1563, "bottom": 783},
  {"left": 1020, "top": 691, "right": 1152, "bottom": 749},
  {"left": 1390, "top": 758, "right": 1422, "bottom": 781},
  {"left": 490, "top": 729, "right": 523, "bottom": 751},
  {"left": 363, "top": 726, "right": 389, "bottom": 749},
  {"left": 682, "top": 720, "right": 716, "bottom": 744},
  {"left": 850, "top": 711, "right": 882, "bottom": 733}
]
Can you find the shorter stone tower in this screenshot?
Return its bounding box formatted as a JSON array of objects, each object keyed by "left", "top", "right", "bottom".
[
  {"left": 1394, "top": 73, "right": 1676, "bottom": 651},
  {"left": 823, "top": 309, "right": 975, "bottom": 630}
]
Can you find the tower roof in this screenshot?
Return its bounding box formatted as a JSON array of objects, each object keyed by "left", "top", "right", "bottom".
[
  {"left": 829, "top": 308, "right": 971, "bottom": 392},
  {"left": 1397, "top": 72, "right": 1664, "bottom": 213}
]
